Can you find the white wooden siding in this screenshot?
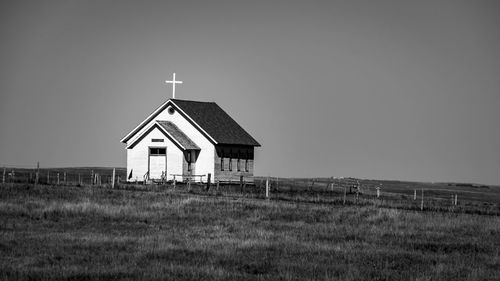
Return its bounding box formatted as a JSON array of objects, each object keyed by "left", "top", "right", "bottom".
[
  {"left": 126, "top": 106, "right": 215, "bottom": 182},
  {"left": 126, "top": 127, "right": 183, "bottom": 181}
]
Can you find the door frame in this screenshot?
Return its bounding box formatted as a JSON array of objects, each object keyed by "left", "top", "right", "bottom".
[{"left": 148, "top": 146, "right": 167, "bottom": 178}]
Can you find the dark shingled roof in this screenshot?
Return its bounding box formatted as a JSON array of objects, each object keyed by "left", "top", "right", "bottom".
[
  {"left": 171, "top": 99, "right": 260, "bottom": 146},
  {"left": 156, "top": 121, "right": 200, "bottom": 150}
]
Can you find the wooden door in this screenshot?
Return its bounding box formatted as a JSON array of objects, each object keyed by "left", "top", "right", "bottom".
[{"left": 149, "top": 147, "right": 166, "bottom": 179}]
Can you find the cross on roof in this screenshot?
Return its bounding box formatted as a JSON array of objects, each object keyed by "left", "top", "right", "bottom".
[{"left": 165, "top": 72, "right": 183, "bottom": 99}]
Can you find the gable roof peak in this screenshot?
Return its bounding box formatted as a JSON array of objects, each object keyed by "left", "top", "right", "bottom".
[{"left": 121, "top": 98, "right": 260, "bottom": 147}]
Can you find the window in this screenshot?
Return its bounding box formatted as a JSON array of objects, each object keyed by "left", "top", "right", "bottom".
[
  {"left": 229, "top": 158, "right": 232, "bottom": 171},
  {"left": 247, "top": 149, "right": 253, "bottom": 159},
  {"left": 152, "top": 138, "right": 164, "bottom": 142},
  {"left": 150, "top": 147, "right": 166, "bottom": 156},
  {"left": 221, "top": 157, "right": 224, "bottom": 171},
  {"left": 237, "top": 158, "right": 241, "bottom": 171},
  {"left": 245, "top": 159, "right": 249, "bottom": 172},
  {"left": 187, "top": 151, "right": 192, "bottom": 172},
  {"left": 168, "top": 106, "right": 175, "bottom": 115}
]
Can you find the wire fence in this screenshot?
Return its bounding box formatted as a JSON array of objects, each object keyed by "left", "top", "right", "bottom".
[
  {"left": 1, "top": 165, "right": 499, "bottom": 215},
  {"left": 248, "top": 177, "right": 500, "bottom": 215},
  {"left": 0, "top": 164, "right": 127, "bottom": 186}
]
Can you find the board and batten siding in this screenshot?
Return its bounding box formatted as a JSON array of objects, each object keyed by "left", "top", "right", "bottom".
[
  {"left": 126, "top": 104, "right": 215, "bottom": 182},
  {"left": 213, "top": 146, "right": 255, "bottom": 182}
]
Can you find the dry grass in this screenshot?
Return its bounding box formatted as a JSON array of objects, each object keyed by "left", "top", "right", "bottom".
[{"left": 1, "top": 184, "right": 499, "bottom": 280}]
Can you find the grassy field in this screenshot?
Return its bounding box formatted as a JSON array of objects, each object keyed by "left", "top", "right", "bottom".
[
  {"left": 4, "top": 166, "right": 499, "bottom": 213},
  {"left": 1, "top": 183, "right": 499, "bottom": 280}
]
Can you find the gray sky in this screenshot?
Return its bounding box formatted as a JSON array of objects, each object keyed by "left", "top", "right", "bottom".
[{"left": 1, "top": 0, "right": 499, "bottom": 184}]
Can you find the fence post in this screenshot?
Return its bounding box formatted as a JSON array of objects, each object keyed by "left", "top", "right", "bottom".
[
  {"left": 47, "top": 170, "right": 50, "bottom": 184},
  {"left": 206, "top": 173, "right": 211, "bottom": 191},
  {"left": 35, "top": 162, "right": 39, "bottom": 187},
  {"left": 454, "top": 194, "right": 457, "bottom": 206},
  {"left": 112, "top": 168, "right": 116, "bottom": 189},
  {"left": 266, "top": 177, "right": 270, "bottom": 199},
  {"left": 173, "top": 175, "right": 176, "bottom": 189},
  {"left": 355, "top": 181, "right": 360, "bottom": 203},
  {"left": 2, "top": 167, "right": 5, "bottom": 184},
  {"left": 376, "top": 186, "right": 380, "bottom": 198},
  {"left": 57, "top": 173, "right": 60, "bottom": 185},
  {"left": 451, "top": 194, "right": 454, "bottom": 206},
  {"left": 420, "top": 189, "right": 424, "bottom": 211},
  {"left": 91, "top": 170, "right": 94, "bottom": 186},
  {"left": 64, "top": 172, "right": 66, "bottom": 184},
  {"left": 414, "top": 190, "right": 416, "bottom": 200}
]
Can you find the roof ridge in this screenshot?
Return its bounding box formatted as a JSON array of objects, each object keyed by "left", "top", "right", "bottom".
[{"left": 170, "top": 99, "right": 215, "bottom": 104}]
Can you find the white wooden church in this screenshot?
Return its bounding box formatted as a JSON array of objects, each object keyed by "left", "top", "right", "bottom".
[{"left": 120, "top": 74, "right": 260, "bottom": 183}]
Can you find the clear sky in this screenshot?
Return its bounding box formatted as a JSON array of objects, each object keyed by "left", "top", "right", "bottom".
[{"left": 1, "top": 0, "right": 499, "bottom": 184}]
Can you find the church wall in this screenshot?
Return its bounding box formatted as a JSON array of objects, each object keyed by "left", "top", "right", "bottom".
[
  {"left": 213, "top": 145, "right": 254, "bottom": 182},
  {"left": 126, "top": 127, "right": 183, "bottom": 182},
  {"left": 127, "top": 103, "right": 215, "bottom": 181}
]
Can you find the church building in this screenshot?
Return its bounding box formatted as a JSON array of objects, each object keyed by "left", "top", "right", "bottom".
[{"left": 120, "top": 97, "right": 260, "bottom": 183}]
